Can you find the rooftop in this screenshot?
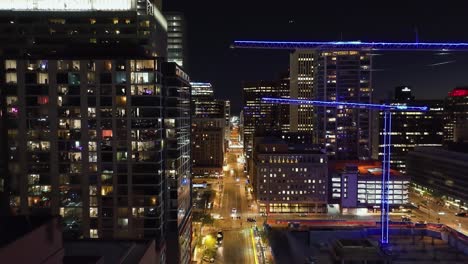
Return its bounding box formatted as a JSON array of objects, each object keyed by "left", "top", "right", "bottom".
[
  {"left": 64, "top": 239, "right": 154, "bottom": 264},
  {"left": 331, "top": 160, "right": 402, "bottom": 177},
  {"left": 0, "top": 215, "right": 55, "bottom": 248},
  {"left": 412, "top": 147, "right": 468, "bottom": 162}
]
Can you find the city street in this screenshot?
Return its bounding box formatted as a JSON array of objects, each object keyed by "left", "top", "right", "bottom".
[
  {"left": 193, "top": 150, "right": 258, "bottom": 264},
  {"left": 409, "top": 192, "right": 468, "bottom": 235},
  {"left": 213, "top": 152, "right": 257, "bottom": 264}
]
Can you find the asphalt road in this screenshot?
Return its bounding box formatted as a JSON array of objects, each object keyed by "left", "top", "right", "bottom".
[
  {"left": 409, "top": 193, "right": 468, "bottom": 234},
  {"left": 210, "top": 152, "right": 256, "bottom": 264}
]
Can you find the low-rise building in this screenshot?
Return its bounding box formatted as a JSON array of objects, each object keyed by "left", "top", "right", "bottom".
[
  {"left": 329, "top": 161, "right": 410, "bottom": 214},
  {"left": 253, "top": 136, "right": 328, "bottom": 214}
]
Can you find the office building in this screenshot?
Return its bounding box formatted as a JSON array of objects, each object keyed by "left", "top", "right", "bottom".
[
  {"left": 329, "top": 161, "right": 410, "bottom": 213},
  {"left": 444, "top": 87, "right": 468, "bottom": 143},
  {"left": 252, "top": 136, "right": 328, "bottom": 214},
  {"left": 191, "top": 118, "right": 225, "bottom": 177},
  {"left": 191, "top": 82, "right": 225, "bottom": 118},
  {"left": 242, "top": 79, "right": 289, "bottom": 159},
  {"left": 278, "top": 71, "right": 291, "bottom": 133},
  {"left": 289, "top": 51, "right": 315, "bottom": 133},
  {"left": 224, "top": 100, "right": 231, "bottom": 140},
  {"left": 191, "top": 82, "right": 214, "bottom": 98},
  {"left": 165, "top": 12, "right": 186, "bottom": 68},
  {"left": 407, "top": 147, "right": 468, "bottom": 210},
  {"left": 190, "top": 82, "right": 226, "bottom": 177},
  {"left": 378, "top": 87, "right": 445, "bottom": 173},
  {"left": 0, "top": 2, "right": 192, "bottom": 263}
]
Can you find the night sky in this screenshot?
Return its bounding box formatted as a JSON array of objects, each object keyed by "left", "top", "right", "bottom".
[{"left": 165, "top": 0, "right": 468, "bottom": 114}]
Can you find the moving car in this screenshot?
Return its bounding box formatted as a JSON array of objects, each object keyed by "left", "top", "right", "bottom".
[
  {"left": 217, "top": 231, "right": 224, "bottom": 244},
  {"left": 401, "top": 215, "right": 411, "bottom": 222},
  {"left": 455, "top": 212, "right": 467, "bottom": 217},
  {"left": 202, "top": 256, "right": 215, "bottom": 263}
]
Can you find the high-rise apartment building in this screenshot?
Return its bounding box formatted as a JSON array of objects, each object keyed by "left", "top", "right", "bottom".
[
  {"left": 165, "top": 12, "right": 186, "bottom": 68},
  {"left": 0, "top": 0, "right": 168, "bottom": 58},
  {"left": 315, "top": 50, "right": 372, "bottom": 160},
  {"left": 0, "top": 87, "right": 7, "bottom": 216},
  {"left": 161, "top": 62, "right": 192, "bottom": 264},
  {"left": 444, "top": 87, "right": 468, "bottom": 143},
  {"left": 289, "top": 50, "right": 372, "bottom": 160},
  {"left": 378, "top": 87, "right": 445, "bottom": 173},
  {"left": 0, "top": 2, "right": 192, "bottom": 263}
]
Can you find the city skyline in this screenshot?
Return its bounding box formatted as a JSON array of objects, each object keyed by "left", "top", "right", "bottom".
[
  {"left": 2, "top": 1, "right": 468, "bottom": 264},
  {"left": 165, "top": 0, "right": 468, "bottom": 113}
]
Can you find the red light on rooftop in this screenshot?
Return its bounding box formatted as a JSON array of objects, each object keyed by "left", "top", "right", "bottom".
[{"left": 449, "top": 88, "right": 468, "bottom": 97}]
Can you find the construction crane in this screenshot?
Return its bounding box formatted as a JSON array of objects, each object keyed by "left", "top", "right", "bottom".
[
  {"left": 261, "top": 97, "right": 428, "bottom": 245},
  {"left": 230, "top": 39, "right": 463, "bottom": 245}
]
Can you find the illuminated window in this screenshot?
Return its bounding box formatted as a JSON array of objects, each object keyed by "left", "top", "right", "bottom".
[
  {"left": 90, "top": 207, "right": 98, "bottom": 218},
  {"left": 90, "top": 229, "right": 98, "bottom": 238},
  {"left": 6, "top": 73, "right": 17, "bottom": 84},
  {"left": 102, "top": 130, "right": 113, "bottom": 139},
  {"left": 5, "top": 60, "right": 16, "bottom": 70},
  {"left": 117, "top": 218, "right": 128, "bottom": 229},
  {"left": 101, "top": 186, "right": 113, "bottom": 196}
]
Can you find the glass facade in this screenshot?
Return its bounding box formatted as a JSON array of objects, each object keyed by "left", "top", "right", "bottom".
[
  {"left": 316, "top": 51, "right": 372, "bottom": 160},
  {"left": 166, "top": 13, "right": 186, "bottom": 68},
  {"left": 3, "top": 59, "right": 165, "bottom": 242},
  {"left": 379, "top": 99, "right": 444, "bottom": 174},
  {"left": 162, "top": 62, "right": 192, "bottom": 264},
  {"left": 407, "top": 147, "right": 468, "bottom": 209}
]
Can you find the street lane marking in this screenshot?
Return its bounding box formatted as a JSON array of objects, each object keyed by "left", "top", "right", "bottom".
[{"left": 250, "top": 228, "right": 259, "bottom": 264}]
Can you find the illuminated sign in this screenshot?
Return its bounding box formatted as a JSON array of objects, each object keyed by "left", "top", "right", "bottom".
[
  {"left": 449, "top": 89, "right": 468, "bottom": 97},
  {"left": 401, "top": 87, "right": 411, "bottom": 92}
]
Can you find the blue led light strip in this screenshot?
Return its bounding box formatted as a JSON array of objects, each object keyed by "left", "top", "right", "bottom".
[
  {"left": 233, "top": 40, "right": 468, "bottom": 51},
  {"left": 381, "top": 111, "right": 392, "bottom": 245},
  {"left": 262, "top": 97, "right": 428, "bottom": 112}
]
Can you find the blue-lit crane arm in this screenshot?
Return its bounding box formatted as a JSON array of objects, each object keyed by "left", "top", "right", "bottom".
[
  {"left": 233, "top": 40, "right": 468, "bottom": 51},
  {"left": 261, "top": 97, "right": 428, "bottom": 112}
]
